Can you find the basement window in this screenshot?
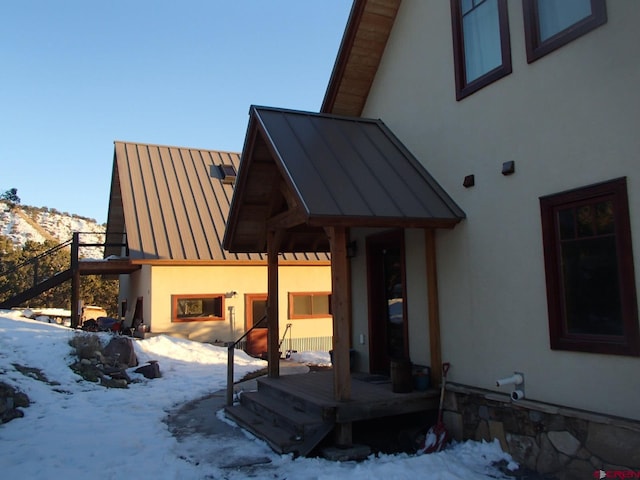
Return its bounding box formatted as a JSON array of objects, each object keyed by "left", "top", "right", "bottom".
[
  {"left": 172, "top": 294, "right": 224, "bottom": 322},
  {"left": 540, "top": 178, "right": 640, "bottom": 356}
]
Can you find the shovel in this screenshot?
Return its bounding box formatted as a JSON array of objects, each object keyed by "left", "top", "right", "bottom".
[{"left": 418, "top": 362, "right": 450, "bottom": 454}]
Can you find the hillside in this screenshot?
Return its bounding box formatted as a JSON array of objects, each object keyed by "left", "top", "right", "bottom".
[{"left": 0, "top": 201, "right": 106, "bottom": 259}]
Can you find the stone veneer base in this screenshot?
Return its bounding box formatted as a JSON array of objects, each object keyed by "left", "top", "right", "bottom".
[{"left": 442, "top": 383, "right": 640, "bottom": 479}]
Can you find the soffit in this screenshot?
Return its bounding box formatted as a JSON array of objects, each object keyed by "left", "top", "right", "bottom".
[{"left": 322, "top": 0, "right": 402, "bottom": 116}]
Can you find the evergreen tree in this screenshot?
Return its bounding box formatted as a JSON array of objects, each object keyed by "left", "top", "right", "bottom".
[
  {"left": 1, "top": 188, "right": 21, "bottom": 208},
  {"left": 0, "top": 235, "right": 19, "bottom": 295}
]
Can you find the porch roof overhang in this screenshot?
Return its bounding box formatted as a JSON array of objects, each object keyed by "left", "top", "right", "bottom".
[{"left": 223, "top": 106, "right": 465, "bottom": 254}]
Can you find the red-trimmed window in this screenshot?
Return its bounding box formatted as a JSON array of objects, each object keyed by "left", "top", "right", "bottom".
[
  {"left": 523, "top": 0, "right": 607, "bottom": 63},
  {"left": 172, "top": 294, "right": 224, "bottom": 322},
  {"left": 540, "top": 178, "right": 639, "bottom": 356},
  {"left": 450, "top": 0, "right": 512, "bottom": 100},
  {"left": 289, "top": 292, "right": 331, "bottom": 319}
]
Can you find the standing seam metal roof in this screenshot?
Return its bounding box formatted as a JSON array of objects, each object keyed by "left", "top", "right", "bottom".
[
  {"left": 224, "top": 106, "right": 465, "bottom": 254},
  {"left": 106, "top": 141, "right": 329, "bottom": 261},
  {"left": 254, "top": 107, "right": 465, "bottom": 222}
]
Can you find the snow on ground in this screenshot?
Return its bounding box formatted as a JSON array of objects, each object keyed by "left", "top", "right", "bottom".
[{"left": 0, "top": 311, "right": 517, "bottom": 479}]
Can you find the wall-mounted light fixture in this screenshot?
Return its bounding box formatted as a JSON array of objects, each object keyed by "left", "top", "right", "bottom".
[
  {"left": 463, "top": 174, "right": 475, "bottom": 188},
  {"left": 347, "top": 241, "right": 357, "bottom": 258},
  {"left": 502, "top": 161, "right": 515, "bottom": 176},
  {"left": 224, "top": 291, "right": 237, "bottom": 299}
]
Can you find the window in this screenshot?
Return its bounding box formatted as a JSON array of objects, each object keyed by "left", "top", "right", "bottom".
[
  {"left": 523, "top": 0, "right": 607, "bottom": 63},
  {"left": 450, "top": 0, "right": 512, "bottom": 100},
  {"left": 540, "top": 178, "right": 639, "bottom": 356},
  {"left": 289, "top": 292, "right": 331, "bottom": 319},
  {"left": 172, "top": 294, "right": 224, "bottom": 322}
]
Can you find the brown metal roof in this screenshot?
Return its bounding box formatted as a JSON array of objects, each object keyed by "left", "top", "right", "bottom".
[
  {"left": 105, "top": 141, "right": 329, "bottom": 262},
  {"left": 322, "top": 0, "right": 401, "bottom": 116},
  {"left": 224, "top": 106, "right": 465, "bottom": 254}
]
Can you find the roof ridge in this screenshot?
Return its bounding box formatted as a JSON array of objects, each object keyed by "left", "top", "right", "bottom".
[{"left": 113, "top": 140, "right": 240, "bottom": 155}]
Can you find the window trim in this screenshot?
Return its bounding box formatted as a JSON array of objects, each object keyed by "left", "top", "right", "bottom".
[
  {"left": 288, "top": 292, "right": 332, "bottom": 319},
  {"left": 540, "top": 178, "right": 640, "bottom": 356},
  {"left": 450, "top": 0, "right": 512, "bottom": 100},
  {"left": 171, "top": 294, "right": 225, "bottom": 323},
  {"left": 523, "top": 0, "right": 607, "bottom": 63}
]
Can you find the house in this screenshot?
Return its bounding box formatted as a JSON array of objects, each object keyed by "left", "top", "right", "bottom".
[
  {"left": 224, "top": 0, "right": 640, "bottom": 473},
  {"left": 104, "top": 141, "right": 332, "bottom": 354}
]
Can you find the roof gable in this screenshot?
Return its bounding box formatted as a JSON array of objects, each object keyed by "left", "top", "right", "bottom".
[{"left": 224, "top": 106, "right": 465, "bottom": 254}]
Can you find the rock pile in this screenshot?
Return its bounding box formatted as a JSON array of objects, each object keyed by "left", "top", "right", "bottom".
[
  {"left": 70, "top": 334, "right": 161, "bottom": 388},
  {"left": 0, "top": 381, "right": 29, "bottom": 424}
]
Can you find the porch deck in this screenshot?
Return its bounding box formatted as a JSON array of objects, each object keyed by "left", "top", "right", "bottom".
[
  {"left": 257, "top": 370, "right": 440, "bottom": 423},
  {"left": 225, "top": 369, "right": 440, "bottom": 456}
]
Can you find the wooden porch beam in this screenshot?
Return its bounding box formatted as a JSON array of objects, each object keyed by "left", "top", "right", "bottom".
[
  {"left": 426, "top": 229, "right": 443, "bottom": 387},
  {"left": 267, "top": 229, "right": 283, "bottom": 378},
  {"left": 266, "top": 208, "right": 306, "bottom": 231}
]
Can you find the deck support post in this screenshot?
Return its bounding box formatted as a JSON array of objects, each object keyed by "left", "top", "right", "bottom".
[
  {"left": 71, "top": 232, "right": 81, "bottom": 329},
  {"left": 267, "top": 230, "right": 282, "bottom": 379},
  {"left": 426, "top": 229, "right": 443, "bottom": 387}
]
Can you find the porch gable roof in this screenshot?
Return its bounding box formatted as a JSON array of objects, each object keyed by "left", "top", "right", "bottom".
[{"left": 223, "top": 106, "right": 465, "bottom": 254}]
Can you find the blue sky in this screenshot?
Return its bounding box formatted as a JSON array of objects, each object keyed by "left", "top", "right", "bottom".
[{"left": 1, "top": 1, "right": 352, "bottom": 224}]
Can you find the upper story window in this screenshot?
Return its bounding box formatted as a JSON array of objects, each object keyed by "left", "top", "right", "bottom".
[
  {"left": 540, "top": 178, "right": 639, "bottom": 356},
  {"left": 523, "top": 0, "right": 607, "bottom": 63},
  {"left": 450, "top": 0, "right": 512, "bottom": 100},
  {"left": 172, "top": 294, "right": 224, "bottom": 322}
]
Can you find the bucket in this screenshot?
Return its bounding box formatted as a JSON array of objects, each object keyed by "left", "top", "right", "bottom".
[
  {"left": 390, "top": 359, "right": 413, "bottom": 393},
  {"left": 413, "top": 365, "right": 431, "bottom": 391}
]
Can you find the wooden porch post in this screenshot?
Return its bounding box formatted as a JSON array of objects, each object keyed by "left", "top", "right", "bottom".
[
  {"left": 426, "top": 229, "right": 443, "bottom": 387},
  {"left": 326, "top": 226, "right": 352, "bottom": 447},
  {"left": 267, "top": 230, "right": 282, "bottom": 378}
]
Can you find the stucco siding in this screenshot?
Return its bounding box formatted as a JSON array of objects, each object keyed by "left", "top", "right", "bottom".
[
  {"left": 360, "top": 0, "right": 640, "bottom": 419},
  {"left": 124, "top": 264, "right": 334, "bottom": 345}
]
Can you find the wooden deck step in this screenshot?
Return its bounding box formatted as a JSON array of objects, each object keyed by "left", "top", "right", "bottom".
[
  {"left": 254, "top": 376, "right": 335, "bottom": 420},
  {"left": 224, "top": 371, "right": 440, "bottom": 457},
  {"left": 239, "top": 390, "right": 333, "bottom": 433},
  {"left": 225, "top": 397, "right": 333, "bottom": 457},
  {"left": 225, "top": 404, "right": 303, "bottom": 455}
]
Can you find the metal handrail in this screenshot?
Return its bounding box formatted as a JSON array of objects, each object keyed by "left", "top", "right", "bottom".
[
  {"left": 226, "top": 314, "right": 267, "bottom": 406},
  {"left": 279, "top": 323, "right": 293, "bottom": 357},
  {"left": 0, "top": 239, "right": 72, "bottom": 277}
]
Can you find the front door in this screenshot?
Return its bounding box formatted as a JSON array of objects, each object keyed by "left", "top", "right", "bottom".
[
  {"left": 245, "top": 294, "right": 268, "bottom": 358},
  {"left": 367, "top": 230, "right": 409, "bottom": 374}
]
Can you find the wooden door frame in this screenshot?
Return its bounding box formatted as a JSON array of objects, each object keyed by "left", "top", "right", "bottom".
[{"left": 245, "top": 293, "right": 268, "bottom": 357}]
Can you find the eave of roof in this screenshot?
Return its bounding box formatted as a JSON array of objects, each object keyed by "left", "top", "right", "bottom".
[{"left": 321, "top": 0, "right": 402, "bottom": 116}]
